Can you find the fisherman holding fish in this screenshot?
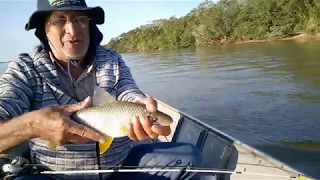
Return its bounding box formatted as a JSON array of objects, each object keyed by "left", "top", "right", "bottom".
[{"left": 0, "top": 0, "right": 202, "bottom": 179}]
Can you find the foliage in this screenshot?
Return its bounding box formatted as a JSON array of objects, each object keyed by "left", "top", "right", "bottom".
[{"left": 106, "top": 0, "right": 320, "bottom": 52}]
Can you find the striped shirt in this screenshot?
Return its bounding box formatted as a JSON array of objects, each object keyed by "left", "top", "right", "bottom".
[
  {"left": 53, "top": 56, "right": 96, "bottom": 101},
  {"left": 0, "top": 45, "right": 146, "bottom": 179}
]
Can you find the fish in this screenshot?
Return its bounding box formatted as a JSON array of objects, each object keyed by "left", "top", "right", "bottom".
[
  {"left": 71, "top": 101, "right": 173, "bottom": 154},
  {"left": 47, "top": 86, "right": 173, "bottom": 153}
]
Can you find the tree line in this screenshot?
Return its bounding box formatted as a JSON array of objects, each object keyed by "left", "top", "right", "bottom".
[{"left": 106, "top": 0, "right": 320, "bottom": 52}]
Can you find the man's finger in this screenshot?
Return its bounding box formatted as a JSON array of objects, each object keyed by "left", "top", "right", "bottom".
[
  {"left": 135, "top": 97, "right": 157, "bottom": 112},
  {"left": 126, "top": 122, "right": 137, "bottom": 140},
  {"left": 64, "top": 96, "right": 93, "bottom": 114},
  {"left": 132, "top": 116, "right": 148, "bottom": 140},
  {"left": 68, "top": 120, "right": 105, "bottom": 143},
  {"left": 140, "top": 115, "right": 158, "bottom": 139},
  {"left": 66, "top": 134, "right": 90, "bottom": 144},
  {"left": 151, "top": 125, "right": 171, "bottom": 136},
  {"left": 145, "top": 97, "right": 157, "bottom": 112}
]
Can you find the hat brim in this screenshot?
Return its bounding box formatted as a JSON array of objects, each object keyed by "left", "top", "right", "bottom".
[{"left": 25, "top": 6, "right": 104, "bottom": 30}]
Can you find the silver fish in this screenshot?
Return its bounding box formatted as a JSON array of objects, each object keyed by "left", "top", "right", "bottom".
[{"left": 71, "top": 101, "right": 173, "bottom": 154}]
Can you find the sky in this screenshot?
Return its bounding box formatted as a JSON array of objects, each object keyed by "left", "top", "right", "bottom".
[{"left": 0, "top": 0, "right": 210, "bottom": 61}]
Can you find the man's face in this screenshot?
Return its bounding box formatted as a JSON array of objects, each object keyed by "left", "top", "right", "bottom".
[{"left": 45, "top": 11, "right": 90, "bottom": 61}]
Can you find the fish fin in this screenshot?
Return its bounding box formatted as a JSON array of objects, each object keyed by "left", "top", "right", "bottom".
[
  {"left": 121, "top": 127, "right": 127, "bottom": 133},
  {"left": 99, "top": 137, "right": 114, "bottom": 154},
  {"left": 297, "top": 177, "right": 315, "bottom": 180},
  {"left": 48, "top": 142, "right": 57, "bottom": 151},
  {"left": 93, "top": 86, "right": 116, "bottom": 105}
]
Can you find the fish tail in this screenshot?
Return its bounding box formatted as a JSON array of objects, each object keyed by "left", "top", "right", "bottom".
[
  {"left": 48, "top": 142, "right": 57, "bottom": 151},
  {"left": 297, "top": 177, "right": 315, "bottom": 180},
  {"left": 99, "top": 137, "right": 114, "bottom": 154}
]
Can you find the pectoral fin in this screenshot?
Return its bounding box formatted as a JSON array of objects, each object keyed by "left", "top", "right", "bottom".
[
  {"left": 93, "top": 86, "right": 117, "bottom": 105},
  {"left": 99, "top": 137, "right": 114, "bottom": 154}
]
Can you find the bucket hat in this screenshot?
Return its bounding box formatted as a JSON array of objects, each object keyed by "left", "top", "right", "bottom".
[{"left": 25, "top": 0, "right": 104, "bottom": 30}]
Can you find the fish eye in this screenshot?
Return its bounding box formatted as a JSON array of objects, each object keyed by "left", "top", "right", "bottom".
[
  {"left": 151, "top": 117, "right": 158, "bottom": 123},
  {"left": 146, "top": 114, "right": 158, "bottom": 123}
]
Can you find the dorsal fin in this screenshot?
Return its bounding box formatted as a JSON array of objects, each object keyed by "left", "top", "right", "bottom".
[{"left": 92, "top": 86, "right": 117, "bottom": 105}]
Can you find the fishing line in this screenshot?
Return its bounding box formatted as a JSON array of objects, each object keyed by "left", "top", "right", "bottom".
[{"left": 164, "top": 136, "right": 169, "bottom": 142}]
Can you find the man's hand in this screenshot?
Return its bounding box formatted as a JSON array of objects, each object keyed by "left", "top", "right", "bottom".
[
  {"left": 127, "top": 97, "right": 171, "bottom": 141},
  {"left": 29, "top": 97, "right": 106, "bottom": 145}
]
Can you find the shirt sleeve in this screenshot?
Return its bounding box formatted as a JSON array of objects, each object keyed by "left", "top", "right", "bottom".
[
  {"left": 0, "top": 60, "right": 32, "bottom": 121},
  {"left": 114, "top": 53, "right": 146, "bottom": 102}
]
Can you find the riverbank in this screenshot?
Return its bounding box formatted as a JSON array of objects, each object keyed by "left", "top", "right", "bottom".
[
  {"left": 112, "top": 33, "right": 320, "bottom": 54},
  {"left": 233, "top": 33, "right": 320, "bottom": 45}
]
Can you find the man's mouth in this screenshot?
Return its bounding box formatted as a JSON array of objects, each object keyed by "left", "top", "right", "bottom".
[{"left": 69, "top": 40, "right": 80, "bottom": 44}]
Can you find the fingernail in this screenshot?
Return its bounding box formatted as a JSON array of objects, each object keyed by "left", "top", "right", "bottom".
[
  {"left": 99, "top": 138, "right": 105, "bottom": 143},
  {"left": 151, "top": 125, "right": 158, "bottom": 132},
  {"left": 149, "top": 104, "right": 157, "bottom": 111},
  {"left": 84, "top": 96, "right": 90, "bottom": 102},
  {"left": 131, "top": 116, "right": 138, "bottom": 123}
]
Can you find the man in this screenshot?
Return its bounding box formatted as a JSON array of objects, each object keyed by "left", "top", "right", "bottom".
[{"left": 0, "top": 0, "right": 202, "bottom": 179}]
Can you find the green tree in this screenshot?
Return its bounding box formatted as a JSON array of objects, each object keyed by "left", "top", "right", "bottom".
[{"left": 106, "top": 0, "right": 320, "bottom": 52}]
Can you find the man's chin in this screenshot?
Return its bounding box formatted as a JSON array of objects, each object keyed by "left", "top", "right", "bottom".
[{"left": 63, "top": 51, "right": 86, "bottom": 60}]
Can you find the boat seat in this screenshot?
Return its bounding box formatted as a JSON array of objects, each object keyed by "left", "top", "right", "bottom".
[{"left": 171, "top": 116, "right": 238, "bottom": 180}]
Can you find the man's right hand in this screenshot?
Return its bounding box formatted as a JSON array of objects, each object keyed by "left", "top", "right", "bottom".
[{"left": 29, "top": 96, "right": 106, "bottom": 145}]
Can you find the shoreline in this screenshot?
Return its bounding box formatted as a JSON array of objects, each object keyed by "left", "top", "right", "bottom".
[
  {"left": 233, "top": 33, "right": 320, "bottom": 45},
  {"left": 114, "top": 33, "right": 320, "bottom": 54}
]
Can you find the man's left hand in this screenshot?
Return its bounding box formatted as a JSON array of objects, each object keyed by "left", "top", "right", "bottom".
[{"left": 127, "top": 97, "right": 171, "bottom": 140}]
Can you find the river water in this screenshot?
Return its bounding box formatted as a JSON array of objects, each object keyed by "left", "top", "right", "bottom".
[
  {"left": 122, "top": 40, "right": 320, "bottom": 178},
  {"left": 0, "top": 40, "right": 319, "bottom": 177}
]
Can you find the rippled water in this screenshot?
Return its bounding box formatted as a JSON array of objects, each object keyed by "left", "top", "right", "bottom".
[
  {"left": 1, "top": 40, "right": 319, "bottom": 177},
  {"left": 122, "top": 40, "right": 320, "bottom": 177}
]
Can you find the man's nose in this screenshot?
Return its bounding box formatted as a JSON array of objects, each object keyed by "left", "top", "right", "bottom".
[{"left": 64, "top": 21, "right": 77, "bottom": 35}]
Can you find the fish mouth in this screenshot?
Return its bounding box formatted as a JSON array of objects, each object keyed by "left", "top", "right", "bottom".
[
  {"left": 164, "top": 121, "right": 173, "bottom": 126},
  {"left": 158, "top": 118, "right": 173, "bottom": 126}
]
